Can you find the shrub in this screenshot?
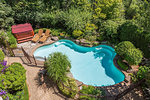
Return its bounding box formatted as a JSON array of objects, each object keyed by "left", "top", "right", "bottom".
[
  {"left": 7, "top": 31, "right": 17, "bottom": 48},
  {"left": 0, "top": 63, "right": 26, "bottom": 93},
  {"left": 51, "top": 28, "right": 65, "bottom": 36},
  {"left": 45, "top": 52, "right": 71, "bottom": 83},
  {"left": 125, "top": 48, "right": 143, "bottom": 65},
  {"left": 79, "top": 86, "right": 104, "bottom": 100},
  {"left": 130, "top": 66, "right": 149, "bottom": 82},
  {"left": 117, "top": 58, "right": 128, "bottom": 71},
  {"left": 57, "top": 78, "right": 78, "bottom": 98},
  {"left": 0, "top": 50, "right": 5, "bottom": 62},
  {"left": 84, "top": 35, "right": 97, "bottom": 42},
  {"left": 84, "top": 23, "right": 98, "bottom": 35},
  {"left": 115, "top": 41, "right": 135, "bottom": 56},
  {"left": 72, "top": 30, "right": 83, "bottom": 38}
]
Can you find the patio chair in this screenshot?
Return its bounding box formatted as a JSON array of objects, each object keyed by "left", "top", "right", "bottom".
[
  {"left": 32, "top": 29, "right": 43, "bottom": 42},
  {"left": 39, "top": 29, "right": 50, "bottom": 43}
]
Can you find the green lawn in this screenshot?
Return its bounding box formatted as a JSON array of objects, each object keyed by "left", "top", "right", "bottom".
[{"left": 117, "top": 58, "right": 128, "bottom": 71}]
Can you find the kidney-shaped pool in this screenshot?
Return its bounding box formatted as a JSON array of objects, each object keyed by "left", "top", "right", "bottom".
[{"left": 34, "top": 40, "right": 125, "bottom": 86}]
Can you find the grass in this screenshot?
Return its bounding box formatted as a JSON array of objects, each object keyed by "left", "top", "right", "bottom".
[
  {"left": 23, "top": 82, "right": 29, "bottom": 100},
  {"left": 117, "top": 58, "right": 128, "bottom": 71}
]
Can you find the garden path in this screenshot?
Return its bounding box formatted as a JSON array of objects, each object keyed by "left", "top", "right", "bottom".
[{"left": 5, "top": 57, "right": 66, "bottom": 100}]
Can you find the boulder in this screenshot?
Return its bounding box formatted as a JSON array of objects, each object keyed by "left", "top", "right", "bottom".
[{"left": 75, "top": 40, "right": 80, "bottom": 44}]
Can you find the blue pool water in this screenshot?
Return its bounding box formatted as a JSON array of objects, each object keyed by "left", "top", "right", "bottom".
[{"left": 34, "top": 40, "right": 125, "bottom": 86}]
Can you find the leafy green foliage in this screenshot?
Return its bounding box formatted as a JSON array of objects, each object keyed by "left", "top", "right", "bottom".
[
  {"left": 125, "top": 0, "right": 142, "bottom": 19},
  {"left": 3, "top": 90, "right": 25, "bottom": 100},
  {"left": 45, "top": 52, "right": 71, "bottom": 83},
  {"left": 7, "top": 31, "right": 17, "bottom": 48},
  {"left": 58, "top": 78, "right": 78, "bottom": 98},
  {"left": 130, "top": 66, "right": 149, "bottom": 82},
  {"left": 40, "top": 10, "right": 63, "bottom": 27},
  {"left": 84, "top": 23, "right": 98, "bottom": 35},
  {"left": 13, "top": 1, "right": 42, "bottom": 25},
  {"left": 60, "top": 7, "right": 92, "bottom": 32},
  {"left": 116, "top": 41, "right": 143, "bottom": 65},
  {"left": 125, "top": 48, "right": 143, "bottom": 65},
  {"left": 0, "top": 50, "right": 5, "bottom": 62},
  {"left": 118, "top": 21, "right": 150, "bottom": 58},
  {"left": 0, "top": 2, "right": 14, "bottom": 29},
  {"left": 145, "top": 72, "right": 150, "bottom": 87},
  {"left": 92, "top": 0, "right": 125, "bottom": 20},
  {"left": 72, "top": 30, "right": 83, "bottom": 38},
  {"left": 119, "top": 21, "right": 141, "bottom": 42},
  {"left": 117, "top": 58, "right": 128, "bottom": 71},
  {"left": 0, "top": 63, "right": 26, "bottom": 93},
  {"left": 115, "top": 41, "right": 135, "bottom": 56},
  {"left": 42, "top": 0, "right": 91, "bottom": 11},
  {"left": 136, "top": 2, "right": 150, "bottom": 33},
  {"left": 101, "top": 19, "right": 125, "bottom": 42},
  {"left": 79, "top": 86, "right": 104, "bottom": 100}
]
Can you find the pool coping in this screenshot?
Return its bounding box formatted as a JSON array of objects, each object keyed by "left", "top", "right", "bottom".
[{"left": 30, "top": 39, "right": 130, "bottom": 88}]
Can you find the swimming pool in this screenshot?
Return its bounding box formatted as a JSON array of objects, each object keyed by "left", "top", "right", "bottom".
[{"left": 34, "top": 40, "right": 125, "bottom": 86}]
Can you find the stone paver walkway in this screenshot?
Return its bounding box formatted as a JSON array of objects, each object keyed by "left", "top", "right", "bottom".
[{"left": 5, "top": 57, "right": 65, "bottom": 100}]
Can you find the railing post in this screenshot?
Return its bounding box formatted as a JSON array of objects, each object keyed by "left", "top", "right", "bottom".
[
  {"left": 44, "top": 56, "right": 47, "bottom": 62},
  {"left": 21, "top": 46, "right": 32, "bottom": 64},
  {"left": 33, "top": 55, "right": 37, "bottom": 66}
]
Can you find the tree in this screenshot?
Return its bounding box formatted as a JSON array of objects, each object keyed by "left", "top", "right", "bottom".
[
  {"left": 42, "top": 0, "right": 91, "bottom": 11},
  {"left": 135, "top": 1, "right": 150, "bottom": 33},
  {"left": 125, "top": 0, "right": 143, "bottom": 19},
  {"left": 13, "top": 1, "right": 42, "bottom": 25},
  {"left": 119, "top": 21, "right": 150, "bottom": 58},
  {"left": 125, "top": 48, "right": 143, "bottom": 65},
  {"left": 60, "top": 7, "right": 92, "bottom": 32},
  {"left": 45, "top": 52, "right": 71, "bottom": 83},
  {"left": 0, "top": 2, "right": 14, "bottom": 29},
  {"left": 115, "top": 41, "right": 135, "bottom": 56},
  {"left": 92, "top": 0, "right": 125, "bottom": 20},
  {"left": 101, "top": 19, "right": 125, "bottom": 42}
]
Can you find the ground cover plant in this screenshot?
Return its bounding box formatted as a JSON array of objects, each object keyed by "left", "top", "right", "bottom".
[
  {"left": 79, "top": 85, "right": 105, "bottom": 100},
  {"left": 117, "top": 58, "right": 128, "bottom": 71}
]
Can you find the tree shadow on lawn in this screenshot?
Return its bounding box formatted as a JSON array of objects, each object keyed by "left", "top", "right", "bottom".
[{"left": 34, "top": 69, "right": 68, "bottom": 100}]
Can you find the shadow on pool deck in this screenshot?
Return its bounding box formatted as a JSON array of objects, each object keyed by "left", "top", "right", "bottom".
[{"left": 34, "top": 71, "right": 70, "bottom": 100}]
